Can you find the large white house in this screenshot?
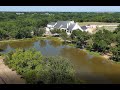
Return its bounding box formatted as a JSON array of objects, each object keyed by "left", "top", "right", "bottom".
[
  {"left": 46, "top": 21, "right": 85, "bottom": 35},
  {"left": 45, "top": 21, "right": 97, "bottom": 35}
]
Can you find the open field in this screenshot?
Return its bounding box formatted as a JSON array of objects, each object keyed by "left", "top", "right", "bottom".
[
  {"left": 78, "top": 22, "right": 120, "bottom": 26},
  {"left": 97, "top": 26, "right": 117, "bottom": 32},
  {"left": 78, "top": 22, "right": 120, "bottom": 32}
]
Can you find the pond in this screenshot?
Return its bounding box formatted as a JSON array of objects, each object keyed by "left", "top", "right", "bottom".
[{"left": 0, "top": 39, "right": 120, "bottom": 84}]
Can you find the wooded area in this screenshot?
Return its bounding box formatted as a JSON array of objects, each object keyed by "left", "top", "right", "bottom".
[{"left": 0, "top": 12, "right": 120, "bottom": 40}]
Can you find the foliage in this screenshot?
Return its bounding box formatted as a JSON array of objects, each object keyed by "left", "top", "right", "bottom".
[
  {"left": 1, "top": 12, "right": 120, "bottom": 40},
  {"left": 38, "top": 56, "right": 76, "bottom": 84},
  {"left": 50, "top": 29, "right": 62, "bottom": 34},
  {"left": 60, "top": 31, "right": 67, "bottom": 41},
  {"left": 110, "top": 46, "right": 120, "bottom": 62},
  {"left": 50, "top": 29, "right": 67, "bottom": 41},
  {"left": 4, "top": 48, "right": 77, "bottom": 84},
  {"left": 34, "top": 28, "right": 45, "bottom": 37},
  {"left": 71, "top": 30, "right": 90, "bottom": 49},
  {"left": 69, "top": 26, "right": 120, "bottom": 62}
]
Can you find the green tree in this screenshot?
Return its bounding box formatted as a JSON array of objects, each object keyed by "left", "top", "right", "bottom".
[
  {"left": 4, "top": 48, "right": 77, "bottom": 84},
  {"left": 71, "top": 30, "right": 90, "bottom": 49},
  {"left": 60, "top": 31, "right": 67, "bottom": 42}
]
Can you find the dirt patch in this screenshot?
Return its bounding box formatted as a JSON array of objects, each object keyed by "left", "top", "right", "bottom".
[
  {"left": 102, "top": 55, "right": 110, "bottom": 60},
  {"left": 0, "top": 57, "right": 25, "bottom": 84}
]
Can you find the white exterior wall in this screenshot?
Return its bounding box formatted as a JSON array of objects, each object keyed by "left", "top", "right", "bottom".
[
  {"left": 72, "top": 23, "right": 83, "bottom": 31},
  {"left": 90, "top": 25, "right": 97, "bottom": 28},
  {"left": 47, "top": 25, "right": 54, "bottom": 28},
  {"left": 45, "top": 27, "right": 50, "bottom": 32},
  {"left": 66, "top": 32, "right": 71, "bottom": 35},
  {"left": 70, "top": 21, "right": 74, "bottom": 24},
  {"left": 47, "top": 23, "right": 57, "bottom": 28}
]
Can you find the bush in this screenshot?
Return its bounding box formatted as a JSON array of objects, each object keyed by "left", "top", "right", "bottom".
[
  {"left": 4, "top": 48, "right": 78, "bottom": 84},
  {"left": 39, "top": 56, "right": 76, "bottom": 84}
]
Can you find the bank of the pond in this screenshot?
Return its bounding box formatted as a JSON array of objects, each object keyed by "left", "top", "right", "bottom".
[
  {"left": 0, "top": 36, "right": 63, "bottom": 43},
  {"left": 0, "top": 37, "right": 45, "bottom": 43},
  {"left": 66, "top": 43, "right": 112, "bottom": 60},
  {"left": 0, "top": 36, "right": 112, "bottom": 60}
]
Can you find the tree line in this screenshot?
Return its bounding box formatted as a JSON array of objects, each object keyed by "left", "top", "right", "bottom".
[{"left": 1, "top": 12, "right": 120, "bottom": 40}]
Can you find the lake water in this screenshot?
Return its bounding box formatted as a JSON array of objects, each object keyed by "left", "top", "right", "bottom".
[{"left": 0, "top": 39, "right": 120, "bottom": 84}]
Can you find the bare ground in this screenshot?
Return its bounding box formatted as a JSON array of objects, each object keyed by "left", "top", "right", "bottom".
[{"left": 0, "top": 57, "right": 25, "bottom": 84}]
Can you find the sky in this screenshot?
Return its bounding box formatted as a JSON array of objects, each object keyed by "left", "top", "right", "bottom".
[{"left": 0, "top": 6, "right": 120, "bottom": 12}]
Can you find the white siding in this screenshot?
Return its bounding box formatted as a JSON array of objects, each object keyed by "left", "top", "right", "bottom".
[
  {"left": 45, "top": 27, "right": 50, "bottom": 32},
  {"left": 72, "top": 23, "right": 83, "bottom": 31},
  {"left": 70, "top": 21, "right": 74, "bottom": 24},
  {"left": 47, "top": 25, "right": 53, "bottom": 28}
]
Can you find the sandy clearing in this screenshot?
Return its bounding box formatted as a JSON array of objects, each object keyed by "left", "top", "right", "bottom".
[{"left": 0, "top": 58, "right": 25, "bottom": 84}]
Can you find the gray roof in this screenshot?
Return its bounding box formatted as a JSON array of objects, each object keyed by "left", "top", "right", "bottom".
[
  {"left": 48, "top": 22, "right": 56, "bottom": 25},
  {"left": 68, "top": 23, "right": 76, "bottom": 31},
  {"left": 61, "top": 24, "right": 67, "bottom": 28},
  {"left": 81, "top": 26, "right": 87, "bottom": 30},
  {"left": 54, "top": 22, "right": 62, "bottom": 28},
  {"left": 54, "top": 21, "right": 71, "bottom": 29}
]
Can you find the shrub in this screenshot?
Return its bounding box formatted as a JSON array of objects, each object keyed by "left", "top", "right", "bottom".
[
  {"left": 37, "top": 56, "right": 76, "bottom": 84},
  {"left": 4, "top": 48, "right": 77, "bottom": 84}
]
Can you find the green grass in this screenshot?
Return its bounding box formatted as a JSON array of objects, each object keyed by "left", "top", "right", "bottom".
[
  {"left": 46, "top": 37, "right": 62, "bottom": 42},
  {"left": 0, "top": 36, "right": 46, "bottom": 43},
  {"left": 67, "top": 43, "right": 76, "bottom": 47},
  {"left": 84, "top": 49, "right": 101, "bottom": 56}
]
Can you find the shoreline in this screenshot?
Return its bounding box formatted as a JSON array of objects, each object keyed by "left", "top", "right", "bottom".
[
  {"left": 0, "top": 37, "right": 63, "bottom": 43},
  {"left": 0, "top": 37, "right": 112, "bottom": 60},
  {"left": 66, "top": 43, "right": 112, "bottom": 60},
  {"left": 82, "top": 48, "right": 112, "bottom": 60}
]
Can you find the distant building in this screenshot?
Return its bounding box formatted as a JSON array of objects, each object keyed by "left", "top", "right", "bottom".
[{"left": 16, "top": 13, "right": 24, "bottom": 15}]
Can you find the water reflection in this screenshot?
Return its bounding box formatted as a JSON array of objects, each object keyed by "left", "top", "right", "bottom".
[
  {"left": 9, "top": 40, "right": 35, "bottom": 49},
  {"left": 39, "top": 40, "right": 47, "bottom": 48},
  {"left": 0, "top": 42, "right": 8, "bottom": 51},
  {"left": 1, "top": 39, "right": 120, "bottom": 83},
  {"left": 48, "top": 39, "right": 62, "bottom": 47}
]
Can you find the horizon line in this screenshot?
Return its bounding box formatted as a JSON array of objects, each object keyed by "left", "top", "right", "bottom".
[{"left": 0, "top": 11, "right": 119, "bottom": 13}]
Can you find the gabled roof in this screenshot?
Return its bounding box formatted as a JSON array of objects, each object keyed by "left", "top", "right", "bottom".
[
  {"left": 47, "top": 22, "right": 56, "bottom": 25},
  {"left": 81, "top": 26, "right": 88, "bottom": 30},
  {"left": 61, "top": 24, "right": 67, "bottom": 28},
  {"left": 54, "top": 22, "right": 63, "bottom": 28},
  {"left": 68, "top": 23, "right": 76, "bottom": 31},
  {"left": 54, "top": 21, "right": 71, "bottom": 29}
]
